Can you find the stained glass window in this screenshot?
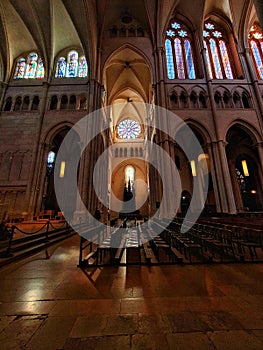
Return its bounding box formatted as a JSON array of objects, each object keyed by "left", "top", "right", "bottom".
[
  {"left": 14, "top": 53, "right": 44, "bottom": 80},
  {"left": 209, "top": 39, "right": 223, "bottom": 79},
  {"left": 25, "top": 53, "right": 38, "bottom": 78},
  {"left": 249, "top": 24, "right": 263, "bottom": 79},
  {"left": 174, "top": 38, "right": 185, "bottom": 79},
  {"left": 117, "top": 119, "right": 141, "bottom": 139},
  {"left": 56, "top": 57, "right": 66, "bottom": 78},
  {"left": 165, "top": 39, "right": 175, "bottom": 79},
  {"left": 165, "top": 20, "right": 196, "bottom": 79},
  {"left": 203, "top": 41, "right": 213, "bottom": 79},
  {"left": 36, "top": 59, "right": 45, "bottom": 79},
  {"left": 78, "top": 56, "right": 88, "bottom": 77},
  {"left": 219, "top": 40, "right": 233, "bottom": 79},
  {"left": 184, "top": 40, "right": 196, "bottom": 79},
  {"left": 203, "top": 21, "right": 234, "bottom": 79},
  {"left": 66, "top": 51, "right": 78, "bottom": 77},
  {"left": 14, "top": 58, "right": 26, "bottom": 79},
  {"left": 55, "top": 51, "right": 88, "bottom": 78}
]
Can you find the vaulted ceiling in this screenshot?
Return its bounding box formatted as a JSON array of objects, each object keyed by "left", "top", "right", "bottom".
[{"left": 0, "top": 0, "right": 258, "bottom": 82}]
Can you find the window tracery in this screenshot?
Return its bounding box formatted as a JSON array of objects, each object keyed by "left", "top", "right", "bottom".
[
  {"left": 14, "top": 53, "right": 45, "bottom": 80},
  {"left": 117, "top": 119, "right": 141, "bottom": 139},
  {"left": 55, "top": 50, "right": 88, "bottom": 78},
  {"left": 249, "top": 24, "right": 263, "bottom": 79},
  {"left": 203, "top": 21, "right": 233, "bottom": 79},
  {"left": 165, "top": 20, "right": 196, "bottom": 79}
]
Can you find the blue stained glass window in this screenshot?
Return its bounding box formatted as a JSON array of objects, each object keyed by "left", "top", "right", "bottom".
[
  {"left": 14, "top": 58, "right": 26, "bottom": 79},
  {"left": 66, "top": 51, "right": 78, "bottom": 77},
  {"left": 174, "top": 38, "right": 185, "bottom": 79},
  {"left": 165, "top": 20, "right": 196, "bottom": 79},
  {"left": 250, "top": 40, "right": 263, "bottom": 79},
  {"left": 56, "top": 57, "right": 66, "bottom": 77},
  {"left": 117, "top": 119, "right": 141, "bottom": 139},
  {"left": 184, "top": 40, "right": 195, "bottom": 79},
  {"left": 204, "top": 20, "right": 234, "bottom": 79},
  {"left": 25, "top": 53, "right": 38, "bottom": 79},
  {"left": 203, "top": 41, "right": 213, "bottom": 79},
  {"left": 219, "top": 40, "right": 233, "bottom": 79},
  {"left": 209, "top": 39, "right": 223, "bottom": 79},
  {"left": 165, "top": 39, "right": 175, "bottom": 79}
]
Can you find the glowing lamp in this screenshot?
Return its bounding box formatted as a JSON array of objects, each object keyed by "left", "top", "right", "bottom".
[
  {"left": 191, "top": 160, "right": 197, "bottom": 177},
  {"left": 242, "top": 160, "right": 249, "bottom": 177},
  {"left": 59, "top": 161, "right": 66, "bottom": 178}
]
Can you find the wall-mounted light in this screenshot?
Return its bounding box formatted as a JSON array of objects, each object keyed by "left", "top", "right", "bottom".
[
  {"left": 251, "top": 190, "right": 257, "bottom": 194},
  {"left": 242, "top": 159, "right": 249, "bottom": 177},
  {"left": 190, "top": 160, "right": 197, "bottom": 177},
  {"left": 59, "top": 161, "right": 66, "bottom": 178}
]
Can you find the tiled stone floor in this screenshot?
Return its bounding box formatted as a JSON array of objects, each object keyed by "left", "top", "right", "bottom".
[{"left": 0, "top": 235, "right": 262, "bottom": 349}]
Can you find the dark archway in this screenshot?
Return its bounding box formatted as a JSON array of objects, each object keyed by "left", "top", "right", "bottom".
[{"left": 226, "top": 125, "right": 263, "bottom": 211}]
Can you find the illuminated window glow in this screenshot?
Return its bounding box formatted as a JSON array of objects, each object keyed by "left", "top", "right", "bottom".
[
  {"left": 14, "top": 53, "right": 44, "bottom": 80},
  {"left": 55, "top": 50, "right": 88, "bottom": 78},
  {"left": 117, "top": 119, "right": 141, "bottom": 139},
  {"left": 165, "top": 19, "right": 196, "bottom": 79},
  {"left": 203, "top": 21, "right": 233, "bottom": 79},
  {"left": 249, "top": 24, "right": 263, "bottom": 79}
]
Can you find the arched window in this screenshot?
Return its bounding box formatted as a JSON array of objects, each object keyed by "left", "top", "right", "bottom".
[
  {"left": 50, "top": 95, "right": 58, "bottom": 110},
  {"left": 66, "top": 51, "right": 78, "bottom": 77},
  {"left": 179, "top": 91, "right": 188, "bottom": 108},
  {"left": 249, "top": 24, "right": 263, "bottom": 79},
  {"left": 223, "top": 91, "right": 231, "bottom": 108},
  {"left": 214, "top": 92, "right": 223, "bottom": 108},
  {"left": 233, "top": 92, "right": 242, "bottom": 108},
  {"left": 203, "top": 21, "right": 233, "bottom": 79},
  {"left": 14, "top": 53, "right": 44, "bottom": 80},
  {"left": 199, "top": 92, "right": 207, "bottom": 108},
  {"left": 165, "top": 20, "right": 196, "bottom": 79},
  {"left": 78, "top": 56, "right": 88, "bottom": 77},
  {"left": 69, "top": 95, "right": 76, "bottom": 109},
  {"left": 60, "top": 95, "right": 68, "bottom": 109},
  {"left": 55, "top": 57, "right": 66, "bottom": 77},
  {"left": 190, "top": 92, "right": 198, "bottom": 108},
  {"left": 55, "top": 51, "right": 88, "bottom": 78},
  {"left": 31, "top": 96, "right": 40, "bottom": 110},
  {"left": 14, "top": 58, "right": 26, "bottom": 79},
  {"left": 3, "top": 97, "right": 12, "bottom": 111},
  {"left": 14, "top": 96, "right": 22, "bottom": 111},
  {"left": 22, "top": 96, "right": 30, "bottom": 110}
]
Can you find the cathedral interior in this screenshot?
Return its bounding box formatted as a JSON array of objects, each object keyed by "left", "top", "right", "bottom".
[
  {"left": 0, "top": 1, "right": 263, "bottom": 349},
  {"left": 0, "top": 0, "right": 262, "bottom": 222}
]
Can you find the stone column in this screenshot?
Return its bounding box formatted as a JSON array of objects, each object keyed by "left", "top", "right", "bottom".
[
  {"left": 206, "top": 142, "right": 221, "bottom": 211},
  {"left": 27, "top": 82, "right": 49, "bottom": 217},
  {"left": 0, "top": 82, "right": 8, "bottom": 111},
  {"left": 242, "top": 48, "right": 263, "bottom": 133},
  {"left": 200, "top": 46, "right": 236, "bottom": 214}
]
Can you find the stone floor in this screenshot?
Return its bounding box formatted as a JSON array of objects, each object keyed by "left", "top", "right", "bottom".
[{"left": 0, "top": 235, "right": 262, "bottom": 350}]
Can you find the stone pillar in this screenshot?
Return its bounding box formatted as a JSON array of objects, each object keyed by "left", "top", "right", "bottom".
[
  {"left": 27, "top": 82, "right": 49, "bottom": 217},
  {"left": 206, "top": 143, "right": 221, "bottom": 212},
  {"left": 0, "top": 82, "right": 8, "bottom": 111},
  {"left": 242, "top": 48, "right": 263, "bottom": 134},
  {"left": 200, "top": 46, "right": 236, "bottom": 214}
]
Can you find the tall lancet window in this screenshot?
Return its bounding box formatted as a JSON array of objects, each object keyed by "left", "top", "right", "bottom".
[
  {"left": 203, "top": 21, "right": 233, "bottom": 79},
  {"left": 249, "top": 23, "right": 263, "bottom": 79},
  {"left": 165, "top": 20, "right": 196, "bottom": 79}
]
